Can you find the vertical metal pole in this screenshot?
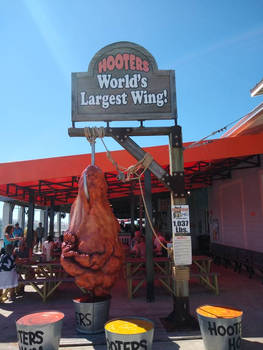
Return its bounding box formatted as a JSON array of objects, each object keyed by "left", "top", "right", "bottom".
[
  {"left": 139, "top": 196, "right": 143, "bottom": 232},
  {"left": 91, "top": 142, "right": 95, "bottom": 165},
  {"left": 49, "top": 201, "right": 55, "bottom": 236},
  {"left": 2, "top": 202, "right": 12, "bottom": 228},
  {"left": 19, "top": 206, "right": 26, "bottom": 231},
  {"left": 26, "top": 191, "right": 35, "bottom": 256},
  {"left": 58, "top": 211, "right": 62, "bottom": 236},
  {"left": 130, "top": 185, "right": 135, "bottom": 235},
  {"left": 44, "top": 208, "right": 49, "bottom": 239},
  {"left": 8, "top": 203, "right": 14, "bottom": 224},
  {"left": 144, "top": 170, "right": 155, "bottom": 302}
]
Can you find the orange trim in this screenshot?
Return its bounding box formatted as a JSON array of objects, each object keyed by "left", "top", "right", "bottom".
[
  {"left": 184, "top": 131, "right": 263, "bottom": 163},
  {"left": 0, "top": 132, "right": 263, "bottom": 186}
]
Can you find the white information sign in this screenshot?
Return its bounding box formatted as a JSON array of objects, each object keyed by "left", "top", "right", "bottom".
[
  {"left": 171, "top": 205, "right": 190, "bottom": 234},
  {"left": 173, "top": 236, "right": 192, "bottom": 266}
]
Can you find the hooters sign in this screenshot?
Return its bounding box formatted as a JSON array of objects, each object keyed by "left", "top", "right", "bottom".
[{"left": 72, "top": 41, "right": 177, "bottom": 121}]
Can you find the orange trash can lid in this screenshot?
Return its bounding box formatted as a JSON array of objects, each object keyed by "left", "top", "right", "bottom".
[{"left": 196, "top": 305, "right": 243, "bottom": 319}]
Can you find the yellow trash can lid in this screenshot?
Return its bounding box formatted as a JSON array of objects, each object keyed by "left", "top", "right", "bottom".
[{"left": 105, "top": 318, "right": 153, "bottom": 334}]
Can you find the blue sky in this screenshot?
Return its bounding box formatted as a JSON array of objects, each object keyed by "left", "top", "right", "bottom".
[{"left": 1, "top": 0, "right": 263, "bottom": 163}]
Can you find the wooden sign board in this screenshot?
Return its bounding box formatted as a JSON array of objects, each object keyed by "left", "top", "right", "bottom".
[{"left": 72, "top": 41, "right": 177, "bottom": 122}]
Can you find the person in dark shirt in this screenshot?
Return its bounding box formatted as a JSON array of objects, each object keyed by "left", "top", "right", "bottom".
[
  {"left": 14, "top": 238, "right": 30, "bottom": 259},
  {"left": 14, "top": 238, "right": 32, "bottom": 295},
  {"left": 13, "top": 223, "right": 23, "bottom": 247},
  {"left": 35, "top": 222, "right": 45, "bottom": 251}
]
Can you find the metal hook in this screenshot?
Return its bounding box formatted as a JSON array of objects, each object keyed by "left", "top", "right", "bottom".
[
  {"left": 91, "top": 141, "right": 95, "bottom": 166},
  {"left": 83, "top": 169, "right": 89, "bottom": 200}
]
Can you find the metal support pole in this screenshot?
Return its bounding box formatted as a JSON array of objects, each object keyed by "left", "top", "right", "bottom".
[
  {"left": 44, "top": 208, "right": 49, "bottom": 239},
  {"left": 111, "top": 135, "right": 167, "bottom": 183},
  {"left": 18, "top": 206, "right": 26, "bottom": 231},
  {"left": 58, "top": 212, "right": 62, "bottom": 236},
  {"left": 9, "top": 203, "right": 15, "bottom": 224},
  {"left": 91, "top": 142, "right": 95, "bottom": 165},
  {"left": 139, "top": 196, "right": 143, "bottom": 232},
  {"left": 49, "top": 202, "right": 55, "bottom": 236},
  {"left": 26, "top": 192, "right": 35, "bottom": 257},
  {"left": 130, "top": 185, "right": 135, "bottom": 235},
  {"left": 144, "top": 170, "right": 155, "bottom": 302},
  {"left": 2, "top": 202, "right": 14, "bottom": 228}
]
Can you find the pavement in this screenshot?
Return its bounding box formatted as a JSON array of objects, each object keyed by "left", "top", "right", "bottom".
[{"left": 1, "top": 263, "right": 263, "bottom": 349}]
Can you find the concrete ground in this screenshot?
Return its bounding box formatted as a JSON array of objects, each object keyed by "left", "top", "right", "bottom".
[{"left": 0, "top": 263, "right": 263, "bottom": 349}]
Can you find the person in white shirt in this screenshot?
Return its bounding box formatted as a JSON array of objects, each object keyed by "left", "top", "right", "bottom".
[{"left": 42, "top": 235, "right": 55, "bottom": 262}]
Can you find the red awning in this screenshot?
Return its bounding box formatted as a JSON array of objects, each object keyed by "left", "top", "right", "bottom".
[{"left": 0, "top": 131, "right": 263, "bottom": 206}]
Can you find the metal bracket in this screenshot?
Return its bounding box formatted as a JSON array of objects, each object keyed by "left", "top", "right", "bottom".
[
  {"left": 162, "top": 172, "right": 185, "bottom": 197},
  {"left": 107, "top": 127, "right": 129, "bottom": 142},
  {"left": 107, "top": 131, "right": 185, "bottom": 194},
  {"left": 171, "top": 126, "right": 182, "bottom": 148}
]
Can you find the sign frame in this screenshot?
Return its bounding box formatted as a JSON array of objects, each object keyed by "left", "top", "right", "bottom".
[{"left": 71, "top": 41, "right": 177, "bottom": 122}]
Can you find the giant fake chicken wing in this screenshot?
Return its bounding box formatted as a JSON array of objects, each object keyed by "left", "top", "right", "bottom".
[{"left": 61, "top": 165, "right": 123, "bottom": 297}]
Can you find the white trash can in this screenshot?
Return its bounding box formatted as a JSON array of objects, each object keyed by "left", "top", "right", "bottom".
[
  {"left": 196, "top": 305, "right": 243, "bottom": 350},
  {"left": 16, "top": 310, "right": 64, "bottom": 350},
  {"left": 73, "top": 294, "right": 111, "bottom": 334}
]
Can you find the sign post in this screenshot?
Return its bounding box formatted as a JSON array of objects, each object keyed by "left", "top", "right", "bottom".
[
  {"left": 70, "top": 42, "right": 197, "bottom": 327},
  {"left": 164, "top": 127, "right": 198, "bottom": 330}
]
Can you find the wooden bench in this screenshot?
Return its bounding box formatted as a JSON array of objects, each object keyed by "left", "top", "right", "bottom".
[
  {"left": 190, "top": 272, "right": 220, "bottom": 295},
  {"left": 125, "top": 257, "right": 172, "bottom": 298},
  {"left": 126, "top": 272, "right": 173, "bottom": 299},
  {"left": 127, "top": 271, "right": 219, "bottom": 297},
  {"left": 18, "top": 276, "right": 85, "bottom": 302},
  {"left": 210, "top": 243, "right": 263, "bottom": 281}
]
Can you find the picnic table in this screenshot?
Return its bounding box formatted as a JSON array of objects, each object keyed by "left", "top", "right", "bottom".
[
  {"left": 125, "top": 255, "right": 219, "bottom": 298},
  {"left": 16, "top": 259, "right": 85, "bottom": 302},
  {"left": 190, "top": 255, "right": 219, "bottom": 295},
  {"left": 125, "top": 256, "right": 172, "bottom": 298}
]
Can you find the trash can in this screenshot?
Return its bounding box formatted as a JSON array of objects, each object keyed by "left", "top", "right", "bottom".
[
  {"left": 196, "top": 305, "right": 243, "bottom": 350},
  {"left": 16, "top": 310, "right": 64, "bottom": 350},
  {"left": 105, "top": 317, "right": 154, "bottom": 350},
  {"left": 73, "top": 294, "right": 111, "bottom": 334}
]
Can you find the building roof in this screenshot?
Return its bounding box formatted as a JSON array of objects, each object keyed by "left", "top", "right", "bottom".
[
  {"left": 222, "top": 102, "right": 263, "bottom": 137},
  {"left": 250, "top": 78, "right": 263, "bottom": 97}
]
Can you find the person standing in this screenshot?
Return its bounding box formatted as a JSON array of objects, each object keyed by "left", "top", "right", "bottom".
[
  {"left": 153, "top": 230, "right": 167, "bottom": 257},
  {"left": 130, "top": 235, "right": 146, "bottom": 258},
  {"left": 42, "top": 235, "right": 55, "bottom": 262},
  {"left": 13, "top": 223, "right": 23, "bottom": 247},
  {"left": 4, "top": 225, "right": 21, "bottom": 250},
  {"left": 0, "top": 244, "right": 18, "bottom": 302},
  {"left": 35, "top": 222, "right": 44, "bottom": 251}
]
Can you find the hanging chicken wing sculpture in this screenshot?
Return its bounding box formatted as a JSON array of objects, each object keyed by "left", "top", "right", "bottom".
[{"left": 61, "top": 165, "right": 124, "bottom": 297}]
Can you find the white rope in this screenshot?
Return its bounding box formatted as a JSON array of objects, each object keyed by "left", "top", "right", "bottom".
[
  {"left": 138, "top": 176, "right": 168, "bottom": 251},
  {"left": 83, "top": 127, "right": 166, "bottom": 249},
  {"left": 84, "top": 127, "right": 105, "bottom": 143}
]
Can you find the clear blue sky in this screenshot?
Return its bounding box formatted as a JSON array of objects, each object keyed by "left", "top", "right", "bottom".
[{"left": 1, "top": 0, "right": 263, "bottom": 163}]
